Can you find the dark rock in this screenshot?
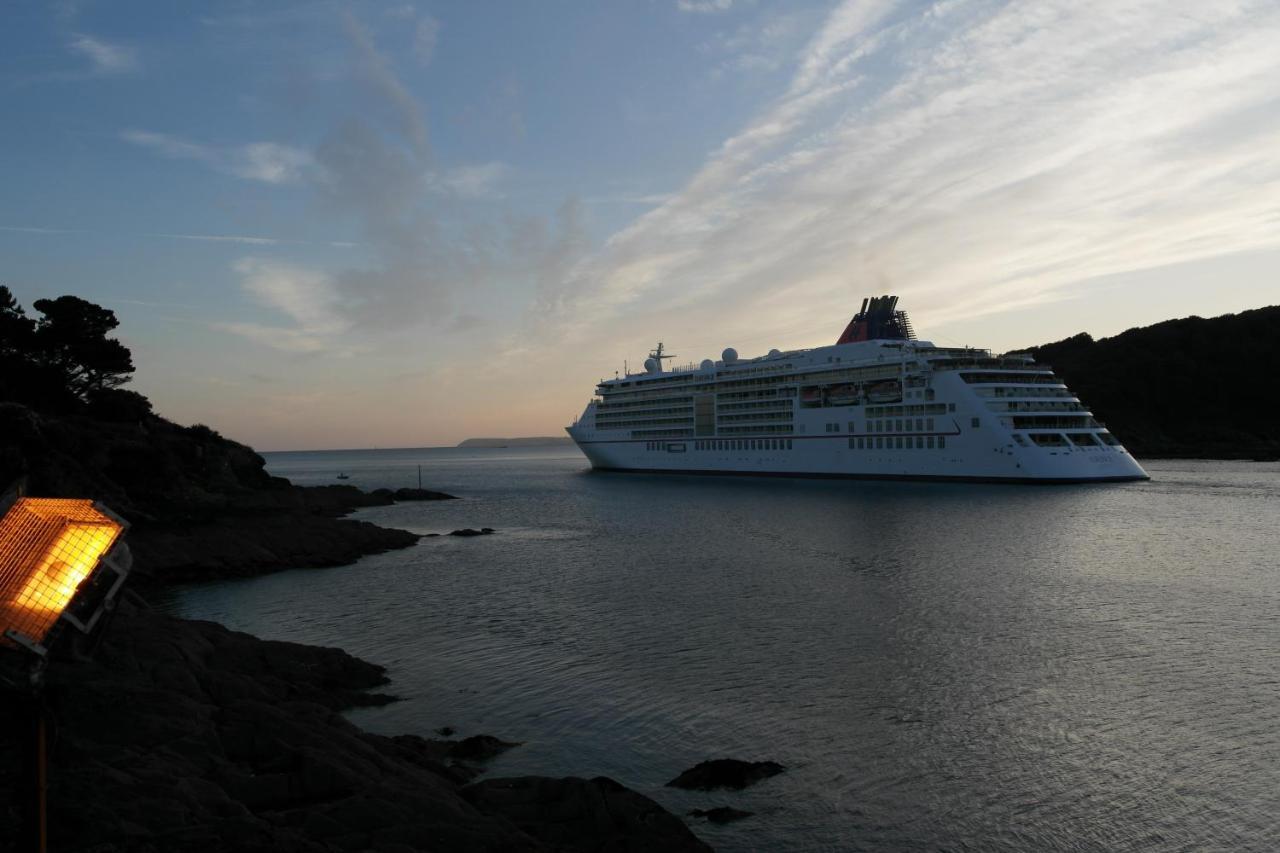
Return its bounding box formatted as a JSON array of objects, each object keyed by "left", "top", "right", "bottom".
[
  {"left": 449, "top": 527, "right": 496, "bottom": 537},
  {"left": 436, "top": 726, "right": 456, "bottom": 737},
  {"left": 689, "top": 806, "right": 754, "bottom": 824},
  {"left": 0, "top": 608, "right": 701, "bottom": 852},
  {"left": 450, "top": 735, "right": 521, "bottom": 761},
  {"left": 464, "top": 776, "right": 712, "bottom": 852},
  {"left": 0, "top": 403, "right": 454, "bottom": 587},
  {"left": 129, "top": 514, "right": 421, "bottom": 586},
  {"left": 393, "top": 487, "right": 456, "bottom": 501},
  {"left": 425, "top": 533, "right": 441, "bottom": 537},
  {"left": 666, "top": 758, "right": 786, "bottom": 791}
]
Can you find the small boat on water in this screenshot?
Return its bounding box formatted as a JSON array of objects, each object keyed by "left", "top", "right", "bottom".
[{"left": 336, "top": 473, "right": 350, "bottom": 480}]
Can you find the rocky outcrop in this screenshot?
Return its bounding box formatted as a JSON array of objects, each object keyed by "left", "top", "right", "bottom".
[
  {"left": 666, "top": 759, "right": 785, "bottom": 791},
  {"left": 127, "top": 514, "right": 421, "bottom": 585},
  {"left": 689, "top": 807, "right": 754, "bottom": 824},
  {"left": 369, "top": 487, "right": 457, "bottom": 503},
  {"left": 462, "top": 776, "right": 712, "bottom": 852},
  {"left": 0, "top": 601, "right": 708, "bottom": 852},
  {"left": 0, "top": 403, "right": 459, "bottom": 586}
]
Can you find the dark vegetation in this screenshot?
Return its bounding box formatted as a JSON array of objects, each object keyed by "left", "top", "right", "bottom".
[
  {"left": 0, "top": 285, "right": 429, "bottom": 585},
  {"left": 0, "top": 287, "right": 712, "bottom": 850},
  {"left": 1029, "top": 305, "right": 1280, "bottom": 459}
]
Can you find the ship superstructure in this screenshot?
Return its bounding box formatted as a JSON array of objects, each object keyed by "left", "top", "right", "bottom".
[{"left": 565, "top": 296, "right": 1149, "bottom": 483}]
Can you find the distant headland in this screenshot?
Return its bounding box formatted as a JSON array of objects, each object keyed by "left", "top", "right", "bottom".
[{"left": 458, "top": 436, "right": 574, "bottom": 448}]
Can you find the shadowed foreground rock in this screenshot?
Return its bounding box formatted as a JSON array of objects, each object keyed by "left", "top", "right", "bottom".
[
  {"left": 0, "top": 602, "right": 707, "bottom": 852},
  {"left": 463, "top": 776, "right": 712, "bottom": 852},
  {"left": 666, "top": 759, "right": 785, "bottom": 791},
  {"left": 689, "top": 807, "right": 754, "bottom": 824}
]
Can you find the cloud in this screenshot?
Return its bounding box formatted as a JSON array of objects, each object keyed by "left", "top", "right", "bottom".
[
  {"left": 701, "top": 10, "right": 816, "bottom": 78},
  {"left": 68, "top": 33, "right": 137, "bottom": 74},
  {"left": 538, "top": 0, "right": 1280, "bottom": 350},
  {"left": 218, "top": 258, "right": 346, "bottom": 352},
  {"left": 413, "top": 15, "right": 440, "bottom": 65},
  {"left": 0, "top": 225, "right": 87, "bottom": 235},
  {"left": 152, "top": 233, "right": 279, "bottom": 245},
  {"left": 121, "top": 130, "right": 312, "bottom": 185},
  {"left": 234, "top": 258, "right": 342, "bottom": 332},
  {"left": 678, "top": 0, "right": 736, "bottom": 13},
  {"left": 342, "top": 12, "right": 430, "bottom": 158},
  {"left": 237, "top": 143, "right": 313, "bottom": 184},
  {"left": 438, "top": 162, "right": 508, "bottom": 199}
]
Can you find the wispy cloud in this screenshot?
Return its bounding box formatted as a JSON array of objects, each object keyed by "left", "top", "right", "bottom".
[
  {"left": 539, "top": 0, "right": 1280, "bottom": 351},
  {"left": 67, "top": 33, "right": 138, "bottom": 74},
  {"left": 438, "top": 162, "right": 508, "bottom": 199},
  {"left": 151, "top": 232, "right": 279, "bottom": 246},
  {"left": 121, "top": 130, "right": 312, "bottom": 185},
  {"left": 0, "top": 225, "right": 87, "bottom": 235},
  {"left": 413, "top": 15, "right": 440, "bottom": 65},
  {"left": 217, "top": 258, "right": 346, "bottom": 353},
  {"left": 701, "top": 10, "right": 816, "bottom": 78},
  {"left": 678, "top": 0, "right": 736, "bottom": 13}
]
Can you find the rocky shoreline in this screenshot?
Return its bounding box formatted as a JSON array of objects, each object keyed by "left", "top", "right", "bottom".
[
  {"left": 1, "top": 403, "right": 722, "bottom": 851},
  {"left": 0, "top": 598, "right": 711, "bottom": 852}
]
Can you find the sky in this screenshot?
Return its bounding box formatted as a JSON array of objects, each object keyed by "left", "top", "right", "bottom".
[{"left": 3, "top": 0, "right": 1278, "bottom": 451}]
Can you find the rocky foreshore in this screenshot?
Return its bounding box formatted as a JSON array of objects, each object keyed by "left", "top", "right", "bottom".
[
  {"left": 0, "top": 598, "right": 711, "bottom": 851},
  {"left": 1, "top": 403, "right": 718, "bottom": 850}
]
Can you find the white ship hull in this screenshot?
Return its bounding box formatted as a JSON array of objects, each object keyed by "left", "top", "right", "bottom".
[
  {"left": 569, "top": 434, "right": 1147, "bottom": 483},
  {"left": 566, "top": 297, "right": 1149, "bottom": 484}
]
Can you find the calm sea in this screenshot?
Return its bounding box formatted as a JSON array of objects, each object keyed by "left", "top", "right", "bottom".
[{"left": 169, "top": 448, "right": 1280, "bottom": 852}]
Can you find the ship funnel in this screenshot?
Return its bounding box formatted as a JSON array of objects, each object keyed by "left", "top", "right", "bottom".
[{"left": 835, "top": 295, "right": 916, "bottom": 345}]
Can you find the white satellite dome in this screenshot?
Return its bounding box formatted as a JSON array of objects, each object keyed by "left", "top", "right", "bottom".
[
  {"left": 722, "top": 347, "right": 738, "bottom": 363},
  {"left": 644, "top": 357, "right": 658, "bottom": 372},
  {"left": 768, "top": 348, "right": 781, "bottom": 358},
  {"left": 700, "top": 358, "right": 714, "bottom": 370}
]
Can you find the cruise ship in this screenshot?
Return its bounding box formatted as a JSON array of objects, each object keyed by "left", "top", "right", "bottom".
[{"left": 565, "top": 296, "right": 1149, "bottom": 483}]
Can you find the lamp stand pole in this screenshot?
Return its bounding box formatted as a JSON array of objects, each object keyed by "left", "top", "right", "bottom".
[{"left": 35, "top": 704, "right": 47, "bottom": 853}]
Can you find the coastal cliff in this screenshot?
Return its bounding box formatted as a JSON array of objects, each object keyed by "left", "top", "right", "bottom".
[{"left": 1029, "top": 305, "right": 1280, "bottom": 459}]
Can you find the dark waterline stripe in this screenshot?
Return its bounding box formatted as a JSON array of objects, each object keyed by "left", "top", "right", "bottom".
[{"left": 588, "top": 466, "right": 1149, "bottom": 485}]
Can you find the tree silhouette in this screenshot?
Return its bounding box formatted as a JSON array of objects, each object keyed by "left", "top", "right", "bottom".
[
  {"left": 0, "top": 288, "right": 141, "bottom": 412},
  {"left": 31, "top": 295, "right": 135, "bottom": 399},
  {"left": 0, "top": 285, "right": 35, "bottom": 359}
]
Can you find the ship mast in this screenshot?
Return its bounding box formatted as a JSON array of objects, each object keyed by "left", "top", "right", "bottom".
[{"left": 650, "top": 342, "right": 675, "bottom": 371}]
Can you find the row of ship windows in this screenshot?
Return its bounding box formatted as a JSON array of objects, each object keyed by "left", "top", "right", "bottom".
[
  {"left": 850, "top": 436, "right": 947, "bottom": 450},
  {"left": 597, "top": 406, "right": 692, "bottom": 421},
  {"left": 960, "top": 373, "right": 1062, "bottom": 385},
  {"left": 866, "top": 403, "right": 951, "bottom": 417},
  {"left": 1021, "top": 432, "right": 1120, "bottom": 447},
  {"left": 694, "top": 439, "right": 793, "bottom": 452},
  {"left": 976, "top": 387, "right": 1075, "bottom": 399},
  {"left": 643, "top": 439, "right": 797, "bottom": 451},
  {"left": 822, "top": 418, "right": 947, "bottom": 433},
  {"left": 987, "top": 400, "right": 1087, "bottom": 413},
  {"left": 719, "top": 412, "right": 794, "bottom": 423}
]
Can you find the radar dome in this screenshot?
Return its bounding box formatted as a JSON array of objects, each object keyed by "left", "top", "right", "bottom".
[
  {"left": 768, "top": 348, "right": 781, "bottom": 358},
  {"left": 643, "top": 357, "right": 658, "bottom": 373},
  {"left": 722, "top": 347, "right": 738, "bottom": 363},
  {"left": 700, "top": 359, "right": 714, "bottom": 370}
]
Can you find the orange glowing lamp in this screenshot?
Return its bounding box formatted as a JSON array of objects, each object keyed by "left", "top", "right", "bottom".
[{"left": 0, "top": 498, "right": 130, "bottom": 655}]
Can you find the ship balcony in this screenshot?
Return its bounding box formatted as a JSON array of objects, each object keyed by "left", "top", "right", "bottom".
[
  {"left": 985, "top": 401, "right": 1089, "bottom": 413},
  {"left": 972, "top": 387, "right": 1077, "bottom": 399},
  {"left": 1004, "top": 416, "right": 1102, "bottom": 430}
]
